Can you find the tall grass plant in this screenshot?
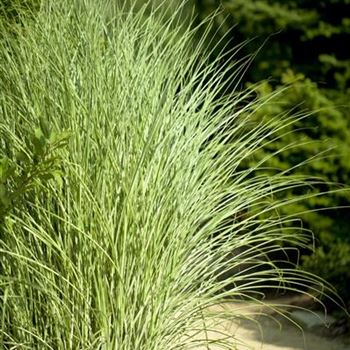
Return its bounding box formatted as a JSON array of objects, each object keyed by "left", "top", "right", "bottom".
[{"left": 0, "top": 1, "right": 340, "bottom": 348}]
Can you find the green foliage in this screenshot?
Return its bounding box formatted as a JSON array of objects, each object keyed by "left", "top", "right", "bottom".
[
  {"left": 0, "top": 0, "right": 41, "bottom": 38},
  {"left": 0, "top": 1, "right": 337, "bottom": 348},
  {"left": 303, "top": 242, "right": 350, "bottom": 304},
  {"left": 0, "top": 0, "right": 41, "bottom": 19},
  {"left": 0, "top": 122, "right": 69, "bottom": 219},
  {"left": 196, "top": 0, "right": 350, "bottom": 86},
  {"left": 195, "top": 0, "right": 350, "bottom": 305},
  {"left": 246, "top": 71, "right": 350, "bottom": 269}
]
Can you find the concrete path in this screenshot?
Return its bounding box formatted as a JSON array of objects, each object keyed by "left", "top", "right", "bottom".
[{"left": 194, "top": 297, "right": 350, "bottom": 350}]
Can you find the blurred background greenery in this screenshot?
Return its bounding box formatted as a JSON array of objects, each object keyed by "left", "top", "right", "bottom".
[
  {"left": 192, "top": 0, "right": 350, "bottom": 311},
  {"left": 2, "top": 0, "right": 349, "bottom": 312}
]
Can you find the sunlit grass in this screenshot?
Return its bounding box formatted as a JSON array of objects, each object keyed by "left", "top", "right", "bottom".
[{"left": 0, "top": 1, "right": 340, "bottom": 349}]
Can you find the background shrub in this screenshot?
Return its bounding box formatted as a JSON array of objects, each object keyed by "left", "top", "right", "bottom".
[{"left": 194, "top": 0, "right": 350, "bottom": 308}]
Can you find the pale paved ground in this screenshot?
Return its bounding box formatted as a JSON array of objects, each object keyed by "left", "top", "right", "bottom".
[{"left": 194, "top": 298, "right": 350, "bottom": 350}]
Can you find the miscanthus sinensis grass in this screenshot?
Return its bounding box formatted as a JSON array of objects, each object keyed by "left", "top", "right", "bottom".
[{"left": 0, "top": 1, "right": 340, "bottom": 349}]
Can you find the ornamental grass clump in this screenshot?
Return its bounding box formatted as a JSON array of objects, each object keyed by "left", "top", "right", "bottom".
[{"left": 0, "top": 1, "right": 339, "bottom": 349}]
